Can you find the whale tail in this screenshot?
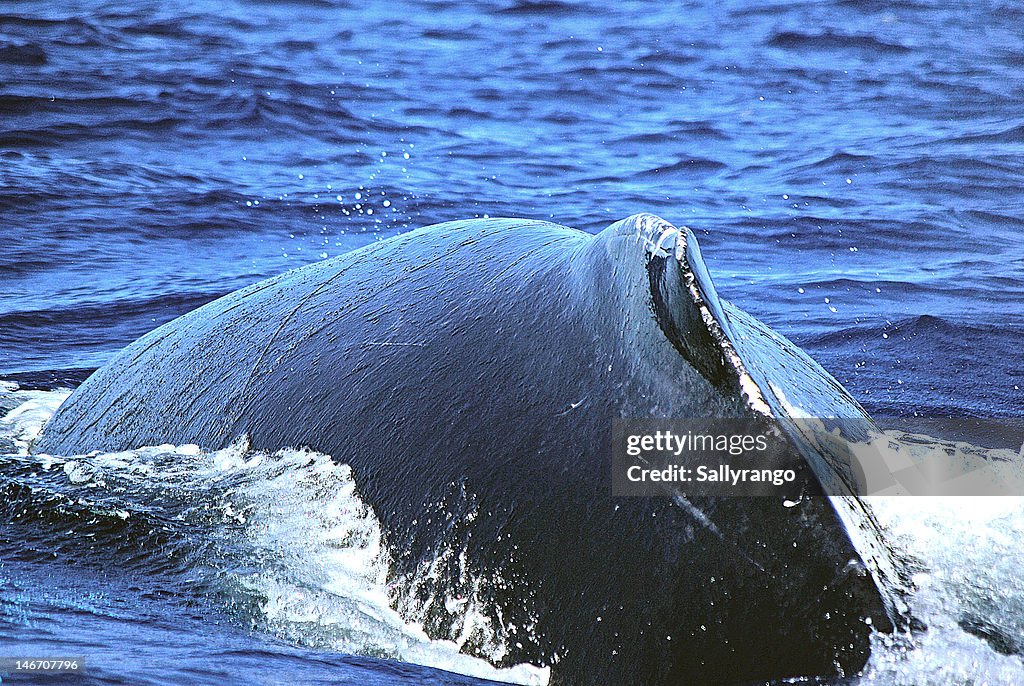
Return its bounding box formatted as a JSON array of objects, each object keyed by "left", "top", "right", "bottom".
[{"left": 607, "top": 213, "right": 913, "bottom": 634}]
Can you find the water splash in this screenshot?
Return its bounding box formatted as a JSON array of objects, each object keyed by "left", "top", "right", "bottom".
[{"left": 1, "top": 384, "right": 548, "bottom": 686}]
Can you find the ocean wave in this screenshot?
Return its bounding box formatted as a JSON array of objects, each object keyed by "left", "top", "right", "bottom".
[
  {"left": 765, "top": 30, "right": 912, "bottom": 54},
  {"left": 0, "top": 41, "right": 46, "bottom": 65},
  {"left": 492, "top": 1, "right": 577, "bottom": 17}
]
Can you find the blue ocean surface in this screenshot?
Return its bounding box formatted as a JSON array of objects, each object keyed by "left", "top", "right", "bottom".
[{"left": 2, "top": 0, "right": 1024, "bottom": 684}]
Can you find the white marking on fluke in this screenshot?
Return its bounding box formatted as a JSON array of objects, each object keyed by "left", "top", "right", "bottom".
[{"left": 627, "top": 213, "right": 775, "bottom": 418}]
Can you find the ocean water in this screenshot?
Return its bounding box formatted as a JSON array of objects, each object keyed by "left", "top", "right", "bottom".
[{"left": 2, "top": 0, "right": 1023, "bottom": 683}]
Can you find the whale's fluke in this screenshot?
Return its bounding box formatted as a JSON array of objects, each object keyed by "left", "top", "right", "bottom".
[{"left": 36, "top": 215, "right": 908, "bottom": 685}]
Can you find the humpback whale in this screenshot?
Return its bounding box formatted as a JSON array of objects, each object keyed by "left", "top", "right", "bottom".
[{"left": 37, "top": 214, "right": 907, "bottom": 685}]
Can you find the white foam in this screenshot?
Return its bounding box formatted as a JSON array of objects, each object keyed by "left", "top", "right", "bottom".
[
  {"left": 0, "top": 385, "right": 71, "bottom": 454},
  {"left": 861, "top": 489, "right": 1024, "bottom": 684}
]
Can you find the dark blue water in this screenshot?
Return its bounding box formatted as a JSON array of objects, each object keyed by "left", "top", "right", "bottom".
[
  {"left": 0, "top": 557, "right": 500, "bottom": 686},
  {"left": 3, "top": 0, "right": 1024, "bottom": 683}
]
